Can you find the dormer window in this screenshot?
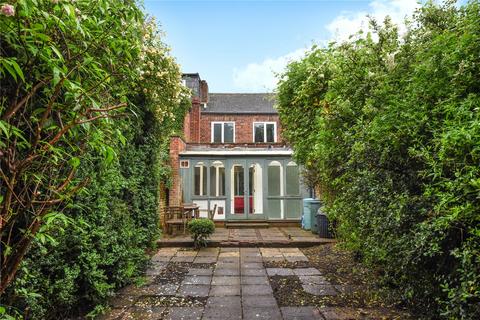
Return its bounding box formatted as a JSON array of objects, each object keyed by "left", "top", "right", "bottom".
[
  {"left": 211, "top": 122, "right": 235, "bottom": 143},
  {"left": 253, "top": 122, "right": 276, "bottom": 143}
]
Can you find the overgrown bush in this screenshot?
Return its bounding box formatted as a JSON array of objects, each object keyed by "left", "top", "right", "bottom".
[
  {"left": 0, "top": 0, "right": 190, "bottom": 318},
  {"left": 188, "top": 219, "right": 215, "bottom": 249},
  {"left": 276, "top": 1, "right": 480, "bottom": 318}
]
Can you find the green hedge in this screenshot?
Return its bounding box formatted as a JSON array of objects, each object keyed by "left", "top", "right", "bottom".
[
  {"left": 0, "top": 0, "right": 190, "bottom": 318},
  {"left": 276, "top": 1, "right": 480, "bottom": 318}
]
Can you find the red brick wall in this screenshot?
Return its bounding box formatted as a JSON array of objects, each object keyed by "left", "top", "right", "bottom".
[
  {"left": 169, "top": 136, "right": 186, "bottom": 206},
  {"left": 189, "top": 99, "right": 201, "bottom": 143},
  {"left": 199, "top": 114, "right": 282, "bottom": 144}
]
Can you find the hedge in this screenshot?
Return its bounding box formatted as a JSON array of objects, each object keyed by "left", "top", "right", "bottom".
[{"left": 276, "top": 1, "right": 480, "bottom": 318}]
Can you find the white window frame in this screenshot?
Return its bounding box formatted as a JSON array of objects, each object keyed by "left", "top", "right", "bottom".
[
  {"left": 253, "top": 122, "right": 277, "bottom": 143},
  {"left": 194, "top": 162, "right": 206, "bottom": 196},
  {"left": 180, "top": 160, "right": 189, "bottom": 168},
  {"left": 211, "top": 121, "right": 235, "bottom": 143},
  {"left": 211, "top": 161, "right": 225, "bottom": 197}
]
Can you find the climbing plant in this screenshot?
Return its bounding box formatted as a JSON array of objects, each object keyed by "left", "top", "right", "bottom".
[{"left": 0, "top": 0, "right": 190, "bottom": 318}]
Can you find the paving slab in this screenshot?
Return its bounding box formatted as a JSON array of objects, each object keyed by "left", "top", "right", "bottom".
[
  {"left": 243, "top": 307, "right": 282, "bottom": 320},
  {"left": 202, "top": 307, "right": 242, "bottom": 320},
  {"left": 267, "top": 268, "right": 294, "bottom": 276},
  {"left": 241, "top": 284, "right": 273, "bottom": 296},
  {"left": 204, "top": 296, "right": 242, "bottom": 320},
  {"left": 286, "top": 255, "right": 309, "bottom": 262},
  {"left": 182, "top": 275, "right": 212, "bottom": 285},
  {"left": 241, "top": 276, "right": 270, "bottom": 285},
  {"left": 242, "top": 295, "right": 278, "bottom": 308},
  {"left": 171, "top": 256, "right": 195, "bottom": 263},
  {"left": 241, "top": 262, "right": 264, "bottom": 269},
  {"left": 241, "top": 268, "right": 267, "bottom": 276},
  {"left": 177, "top": 284, "right": 210, "bottom": 297},
  {"left": 206, "top": 296, "right": 242, "bottom": 308},
  {"left": 210, "top": 285, "right": 241, "bottom": 296},
  {"left": 293, "top": 268, "right": 322, "bottom": 276},
  {"left": 158, "top": 227, "right": 335, "bottom": 247},
  {"left": 216, "top": 261, "right": 240, "bottom": 268},
  {"left": 121, "top": 306, "right": 165, "bottom": 320},
  {"left": 213, "top": 268, "right": 240, "bottom": 276},
  {"left": 298, "top": 275, "right": 329, "bottom": 285},
  {"left": 188, "top": 268, "right": 214, "bottom": 276},
  {"left": 164, "top": 307, "right": 203, "bottom": 320},
  {"left": 194, "top": 256, "right": 217, "bottom": 263},
  {"left": 318, "top": 307, "right": 360, "bottom": 320},
  {"left": 241, "top": 256, "right": 263, "bottom": 263},
  {"left": 211, "top": 276, "right": 240, "bottom": 285},
  {"left": 141, "top": 283, "right": 179, "bottom": 296},
  {"left": 281, "top": 306, "right": 324, "bottom": 320},
  {"left": 302, "top": 284, "right": 338, "bottom": 296},
  {"left": 176, "top": 251, "right": 197, "bottom": 257}
]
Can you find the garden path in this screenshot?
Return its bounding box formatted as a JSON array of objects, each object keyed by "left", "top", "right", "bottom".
[{"left": 100, "top": 245, "right": 412, "bottom": 320}]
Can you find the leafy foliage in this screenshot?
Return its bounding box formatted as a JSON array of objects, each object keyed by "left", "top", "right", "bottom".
[
  {"left": 276, "top": 1, "right": 480, "bottom": 318},
  {"left": 0, "top": 0, "right": 190, "bottom": 318},
  {"left": 188, "top": 219, "right": 215, "bottom": 249}
]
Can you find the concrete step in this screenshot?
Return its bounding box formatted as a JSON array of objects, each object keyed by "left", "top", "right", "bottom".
[{"left": 225, "top": 222, "right": 270, "bottom": 229}]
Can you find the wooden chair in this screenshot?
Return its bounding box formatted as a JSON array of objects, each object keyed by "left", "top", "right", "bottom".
[
  {"left": 165, "top": 206, "right": 186, "bottom": 235},
  {"left": 207, "top": 204, "right": 217, "bottom": 221}
]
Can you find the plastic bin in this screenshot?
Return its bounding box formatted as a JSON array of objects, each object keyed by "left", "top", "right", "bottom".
[
  {"left": 316, "top": 210, "right": 334, "bottom": 238},
  {"left": 302, "top": 198, "right": 313, "bottom": 230},
  {"left": 309, "top": 200, "right": 322, "bottom": 234}
]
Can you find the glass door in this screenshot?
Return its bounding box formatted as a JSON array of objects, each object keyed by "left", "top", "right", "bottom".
[
  {"left": 247, "top": 161, "right": 264, "bottom": 218},
  {"left": 228, "top": 160, "right": 265, "bottom": 220},
  {"left": 230, "top": 161, "right": 247, "bottom": 219}
]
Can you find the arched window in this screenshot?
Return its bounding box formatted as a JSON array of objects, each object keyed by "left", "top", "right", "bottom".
[
  {"left": 286, "top": 161, "right": 300, "bottom": 195},
  {"left": 194, "top": 162, "right": 207, "bottom": 196},
  {"left": 268, "top": 161, "right": 283, "bottom": 196},
  {"left": 210, "top": 161, "right": 225, "bottom": 197}
]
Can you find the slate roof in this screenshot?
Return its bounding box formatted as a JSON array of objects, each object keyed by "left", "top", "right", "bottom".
[{"left": 204, "top": 93, "right": 277, "bottom": 114}]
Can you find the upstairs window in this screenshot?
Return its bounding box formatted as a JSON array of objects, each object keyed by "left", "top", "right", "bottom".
[
  {"left": 212, "top": 122, "right": 235, "bottom": 143},
  {"left": 253, "top": 122, "right": 276, "bottom": 143}
]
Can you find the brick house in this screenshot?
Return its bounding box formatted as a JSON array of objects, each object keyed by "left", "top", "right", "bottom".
[{"left": 167, "top": 73, "right": 308, "bottom": 225}]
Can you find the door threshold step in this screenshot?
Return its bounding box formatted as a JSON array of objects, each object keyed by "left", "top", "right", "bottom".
[{"left": 225, "top": 222, "right": 270, "bottom": 229}]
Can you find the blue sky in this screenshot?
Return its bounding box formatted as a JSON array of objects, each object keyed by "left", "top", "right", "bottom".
[{"left": 144, "top": 0, "right": 420, "bottom": 92}]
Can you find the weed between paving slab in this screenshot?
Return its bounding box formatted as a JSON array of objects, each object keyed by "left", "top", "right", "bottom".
[
  {"left": 270, "top": 275, "right": 335, "bottom": 308},
  {"left": 135, "top": 295, "right": 207, "bottom": 308}
]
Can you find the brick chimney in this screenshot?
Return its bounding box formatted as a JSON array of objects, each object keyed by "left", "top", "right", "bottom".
[
  {"left": 200, "top": 80, "right": 209, "bottom": 103},
  {"left": 190, "top": 97, "right": 201, "bottom": 143}
]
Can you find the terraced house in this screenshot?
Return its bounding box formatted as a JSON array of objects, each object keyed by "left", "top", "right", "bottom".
[{"left": 167, "top": 73, "right": 308, "bottom": 226}]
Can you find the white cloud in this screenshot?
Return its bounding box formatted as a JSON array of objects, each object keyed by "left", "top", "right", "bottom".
[
  {"left": 232, "top": 48, "right": 306, "bottom": 92},
  {"left": 232, "top": 0, "right": 420, "bottom": 92},
  {"left": 327, "top": 0, "right": 419, "bottom": 42}
]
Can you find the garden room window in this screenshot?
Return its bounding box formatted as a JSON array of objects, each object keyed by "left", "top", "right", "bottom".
[
  {"left": 286, "top": 161, "right": 300, "bottom": 195},
  {"left": 194, "top": 162, "right": 207, "bottom": 196},
  {"left": 253, "top": 122, "right": 276, "bottom": 143},
  {"left": 210, "top": 161, "right": 225, "bottom": 197},
  {"left": 268, "top": 161, "right": 282, "bottom": 196},
  {"left": 211, "top": 122, "right": 235, "bottom": 143}
]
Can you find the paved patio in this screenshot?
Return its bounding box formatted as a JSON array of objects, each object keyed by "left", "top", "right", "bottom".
[
  {"left": 159, "top": 227, "right": 334, "bottom": 247},
  {"left": 100, "top": 247, "right": 362, "bottom": 320}
]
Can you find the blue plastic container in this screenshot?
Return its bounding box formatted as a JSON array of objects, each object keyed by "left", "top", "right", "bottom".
[{"left": 302, "top": 198, "right": 314, "bottom": 230}]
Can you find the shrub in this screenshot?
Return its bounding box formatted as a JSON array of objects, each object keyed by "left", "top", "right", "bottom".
[
  {"left": 276, "top": 1, "right": 480, "bottom": 318},
  {"left": 0, "top": 0, "right": 190, "bottom": 318},
  {"left": 188, "top": 219, "right": 215, "bottom": 249}
]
